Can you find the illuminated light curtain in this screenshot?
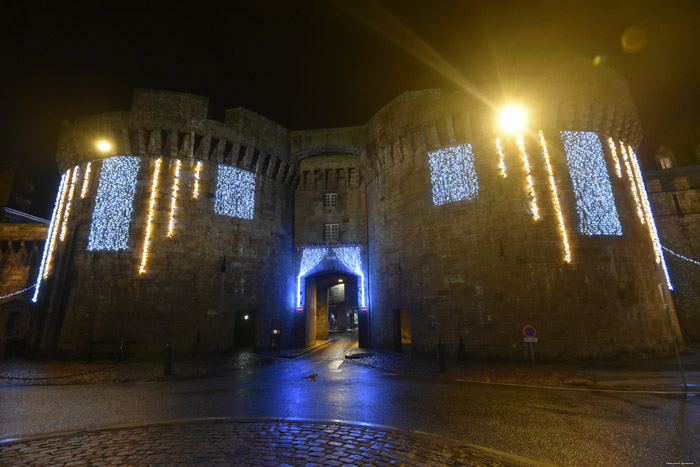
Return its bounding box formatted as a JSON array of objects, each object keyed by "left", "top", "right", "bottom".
[
  {"left": 607, "top": 137, "right": 623, "bottom": 178},
  {"left": 619, "top": 144, "right": 646, "bottom": 224},
  {"left": 428, "top": 144, "right": 479, "bottom": 205},
  {"left": 215, "top": 164, "right": 255, "bottom": 219},
  {"left": 516, "top": 134, "right": 540, "bottom": 220},
  {"left": 332, "top": 245, "right": 366, "bottom": 308},
  {"left": 539, "top": 131, "right": 571, "bottom": 263},
  {"left": 560, "top": 131, "right": 622, "bottom": 236},
  {"left": 495, "top": 137, "right": 507, "bottom": 178},
  {"left": 193, "top": 161, "right": 202, "bottom": 199},
  {"left": 32, "top": 172, "right": 69, "bottom": 303},
  {"left": 87, "top": 156, "right": 141, "bottom": 251},
  {"left": 59, "top": 165, "right": 81, "bottom": 241},
  {"left": 297, "top": 247, "right": 328, "bottom": 307},
  {"left": 167, "top": 159, "right": 182, "bottom": 237},
  {"left": 139, "top": 158, "right": 163, "bottom": 274},
  {"left": 80, "top": 162, "right": 92, "bottom": 198},
  {"left": 627, "top": 144, "right": 673, "bottom": 290}
]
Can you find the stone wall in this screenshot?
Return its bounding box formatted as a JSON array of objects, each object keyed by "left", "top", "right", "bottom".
[
  {"left": 361, "top": 61, "right": 682, "bottom": 360},
  {"left": 34, "top": 91, "right": 297, "bottom": 357},
  {"left": 646, "top": 167, "right": 700, "bottom": 343}
]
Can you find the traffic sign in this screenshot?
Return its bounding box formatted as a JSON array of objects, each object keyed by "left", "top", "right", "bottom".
[
  {"left": 523, "top": 325, "right": 536, "bottom": 338},
  {"left": 523, "top": 337, "right": 538, "bottom": 343}
]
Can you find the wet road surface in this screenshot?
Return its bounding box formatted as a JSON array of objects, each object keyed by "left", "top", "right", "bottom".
[{"left": 1, "top": 334, "right": 698, "bottom": 466}]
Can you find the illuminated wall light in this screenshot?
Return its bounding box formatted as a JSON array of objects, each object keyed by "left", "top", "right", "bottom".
[
  {"left": 193, "top": 161, "right": 202, "bottom": 199},
  {"left": 139, "top": 158, "right": 163, "bottom": 274},
  {"left": 560, "top": 131, "right": 622, "bottom": 236},
  {"left": 167, "top": 159, "right": 182, "bottom": 237},
  {"left": 87, "top": 157, "right": 140, "bottom": 251},
  {"left": 296, "top": 247, "right": 328, "bottom": 307},
  {"left": 495, "top": 137, "right": 507, "bottom": 178},
  {"left": 662, "top": 245, "right": 700, "bottom": 267},
  {"left": 607, "top": 137, "right": 622, "bottom": 178},
  {"left": 539, "top": 131, "right": 571, "bottom": 263},
  {"left": 619, "top": 144, "right": 646, "bottom": 224},
  {"left": 627, "top": 144, "right": 673, "bottom": 290},
  {"left": 215, "top": 164, "right": 255, "bottom": 219},
  {"left": 32, "top": 172, "right": 69, "bottom": 303},
  {"left": 333, "top": 245, "right": 367, "bottom": 308},
  {"left": 516, "top": 134, "right": 540, "bottom": 220},
  {"left": 427, "top": 144, "right": 479, "bottom": 205},
  {"left": 59, "top": 165, "right": 81, "bottom": 241},
  {"left": 80, "top": 162, "right": 92, "bottom": 198}
]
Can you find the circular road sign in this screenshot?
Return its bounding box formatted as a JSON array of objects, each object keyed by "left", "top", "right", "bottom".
[{"left": 523, "top": 325, "right": 537, "bottom": 338}]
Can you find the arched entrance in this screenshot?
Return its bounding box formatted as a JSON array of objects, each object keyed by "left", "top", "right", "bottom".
[{"left": 293, "top": 243, "right": 369, "bottom": 349}]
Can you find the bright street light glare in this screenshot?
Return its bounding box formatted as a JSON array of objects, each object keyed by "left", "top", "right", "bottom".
[
  {"left": 498, "top": 106, "right": 527, "bottom": 133},
  {"left": 96, "top": 140, "right": 112, "bottom": 152}
]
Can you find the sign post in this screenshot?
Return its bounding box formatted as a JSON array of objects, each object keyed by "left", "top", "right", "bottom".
[{"left": 523, "top": 325, "right": 537, "bottom": 364}]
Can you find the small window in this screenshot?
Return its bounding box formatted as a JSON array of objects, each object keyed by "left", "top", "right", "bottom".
[
  {"left": 324, "top": 193, "right": 337, "bottom": 207},
  {"left": 658, "top": 156, "right": 674, "bottom": 169},
  {"left": 324, "top": 223, "right": 338, "bottom": 242}
]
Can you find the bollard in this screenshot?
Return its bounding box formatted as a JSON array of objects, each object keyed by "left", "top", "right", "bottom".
[
  {"left": 164, "top": 341, "right": 173, "bottom": 375},
  {"left": 436, "top": 339, "right": 446, "bottom": 373}
]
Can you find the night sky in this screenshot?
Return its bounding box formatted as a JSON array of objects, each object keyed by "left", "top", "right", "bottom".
[{"left": 2, "top": 0, "right": 699, "bottom": 217}]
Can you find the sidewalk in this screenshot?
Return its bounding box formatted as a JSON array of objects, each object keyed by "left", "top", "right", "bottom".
[
  {"left": 0, "top": 418, "right": 534, "bottom": 466},
  {"left": 345, "top": 346, "right": 700, "bottom": 392}
]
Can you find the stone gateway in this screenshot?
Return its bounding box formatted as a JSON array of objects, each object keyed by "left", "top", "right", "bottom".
[{"left": 29, "top": 58, "right": 684, "bottom": 360}]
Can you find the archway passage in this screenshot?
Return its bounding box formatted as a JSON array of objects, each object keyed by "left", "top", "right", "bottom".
[{"left": 295, "top": 271, "right": 366, "bottom": 348}]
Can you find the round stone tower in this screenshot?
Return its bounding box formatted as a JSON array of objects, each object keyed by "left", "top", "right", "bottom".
[
  {"left": 32, "top": 90, "right": 298, "bottom": 355},
  {"left": 362, "top": 59, "right": 683, "bottom": 359}
]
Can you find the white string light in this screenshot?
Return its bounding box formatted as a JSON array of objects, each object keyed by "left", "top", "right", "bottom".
[
  {"left": 627, "top": 144, "right": 673, "bottom": 290},
  {"left": 662, "top": 246, "right": 700, "bottom": 267},
  {"left": 193, "top": 161, "right": 202, "bottom": 199},
  {"left": 495, "top": 137, "right": 507, "bottom": 178},
  {"left": 59, "top": 165, "right": 80, "bottom": 241},
  {"left": 607, "top": 137, "right": 622, "bottom": 178},
  {"left": 1, "top": 285, "right": 35, "bottom": 302},
  {"left": 215, "top": 164, "right": 256, "bottom": 219},
  {"left": 87, "top": 156, "right": 140, "bottom": 251},
  {"left": 167, "top": 159, "right": 182, "bottom": 237},
  {"left": 32, "top": 172, "right": 69, "bottom": 303},
  {"left": 80, "top": 162, "right": 92, "bottom": 198},
  {"left": 516, "top": 134, "right": 540, "bottom": 220},
  {"left": 297, "top": 246, "right": 328, "bottom": 308},
  {"left": 539, "top": 131, "right": 571, "bottom": 263},
  {"left": 333, "top": 245, "right": 366, "bottom": 308},
  {"left": 427, "top": 144, "right": 479, "bottom": 205},
  {"left": 560, "top": 131, "right": 622, "bottom": 236},
  {"left": 139, "top": 158, "right": 162, "bottom": 274},
  {"left": 619, "top": 143, "right": 645, "bottom": 224}
]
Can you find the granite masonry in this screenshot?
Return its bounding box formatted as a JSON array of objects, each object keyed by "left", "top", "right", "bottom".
[{"left": 23, "top": 58, "right": 687, "bottom": 360}]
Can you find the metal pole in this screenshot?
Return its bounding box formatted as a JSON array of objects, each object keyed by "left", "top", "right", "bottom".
[
  {"left": 529, "top": 342, "right": 535, "bottom": 365},
  {"left": 658, "top": 284, "right": 687, "bottom": 392}
]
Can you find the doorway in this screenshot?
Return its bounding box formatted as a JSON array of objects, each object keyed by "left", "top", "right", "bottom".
[{"left": 392, "top": 308, "right": 411, "bottom": 352}]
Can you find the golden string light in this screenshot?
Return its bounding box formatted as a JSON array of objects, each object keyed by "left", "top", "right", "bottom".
[
  {"left": 45, "top": 170, "right": 72, "bottom": 278},
  {"left": 607, "top": 137, "right": 622, "bottom": 178},
  {"left": 167, "top": 159, "right": 182, "bottom": 237},
  {"left": 495, "top": 137, "right": 507, "bottom": 178},
  {"left": 193, "top": 161, "right": 202, "bottom": 199},
  {"left": 516, "top": 134, "right": 540, "bottom": 220},
  {"left": 139, "top": 158, "right": 162, "bottom": 274},
  {"left": 80, "top": 162, "right": 92, "bottom": 198},
  {"left": 619, "top": 143, "right": 645, "bottom": 224},
  {"left": 539, "top": 130, "right": 571, "bottom": 263},
  {"left": 59, "top": 165, "right": 80, "bottom": 241}
]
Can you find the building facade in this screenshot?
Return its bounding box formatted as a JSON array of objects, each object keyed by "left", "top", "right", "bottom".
[{"left": 22, "top": 58, "right": 686, "bottom": 360}]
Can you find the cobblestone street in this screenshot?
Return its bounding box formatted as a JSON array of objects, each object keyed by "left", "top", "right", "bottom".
[{"left": 0, "top": 419, "right": 517, "bottom": 466}]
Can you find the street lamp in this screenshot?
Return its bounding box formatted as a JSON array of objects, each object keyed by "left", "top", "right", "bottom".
[
  {"left": 498, "top": 105, "right": 527, "bottom": 133},
  {"left": 96, "top": 140, "right": 112, "bottom": 153}
]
